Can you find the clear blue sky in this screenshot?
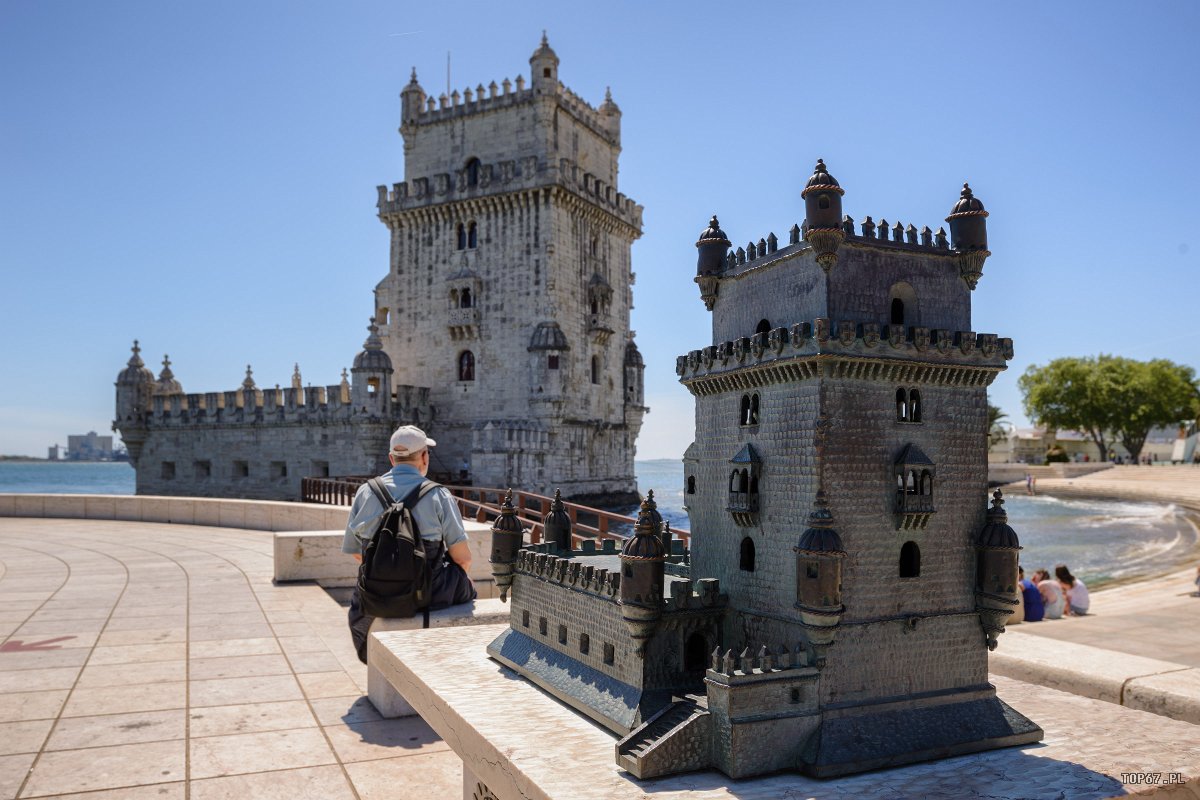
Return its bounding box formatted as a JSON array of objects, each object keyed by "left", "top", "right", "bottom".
[{"left": 2, "top": 1, "right": 1197, "bottom": 459}]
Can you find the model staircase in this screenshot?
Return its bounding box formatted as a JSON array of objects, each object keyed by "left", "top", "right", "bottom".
[{"left": 616, "top": 696, "right": 709, "bottom": 778}]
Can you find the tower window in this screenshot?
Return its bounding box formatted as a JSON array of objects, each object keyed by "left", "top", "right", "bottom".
[
  {"left": 818, "top": 195, "right": 830, "bottom": 210},
  {"left": 684, "top": 631, "right": 708, "bottom": 672},
  {"left": 739, "top": 536, "right": 756, "bottom": 572},
  {"left": 456, "top": 223, "right": 466, "bottom": 250},
  {"left": 460, "top": 288, "right": 472, "bottom": 308},
  {"left": 194, "top": 460, "right": 211, "bottom": 478},
  {"left": 543, "top": 67, "right": 551, "bottom": 78},
  {"left": 900, "top": 541, "right": 921, "bottom": 578},
  {"left": 603, "top": 642, "right": 615, "bottom": 665},
  {"left": 755, "top": 319, "right": 771, "bottom": 335},
  {"left": 367, "top": 377, "right": 379, "bottom": 396},
  {"left": 449, "top": 289, "right": 459, "bottom": 309},
  {"left": 467, "top": 221, "right": 477, "bottom": 249},
  {"left": 580, "top": 633, "right": 590, "bottom": 654},
  {"left": 896, "top": 388, "right": 908, "bottom": 421},
  {"left": 920, "top": 470, "right": 933, "bottom": 497},
  {"left": 522, "top": 610, "right": 530, "bottom": 627},
  {"left": 558, "top": 624, "right": 567, "bottom": 645},
  {"left": 891, "top": 298, "right": 905, "bottom": 326},
  {"left": 458, "top": 351, "right": 475, "bottom": 382},
  {"left": 749, "top": 394, "right": 760, "bottom": 425},
  {"left": 686, "top": 475, "right": 696, "bottom": 495},
  {"left": 910, "top": 390, "right": 922, "bottom": 422},
  {"left": 465, "top": 158, "right": 480, "bottom": 187},
  {"left": 591, "top": 237, "right": 598, "bottom": 256},
  {"left": 806, "top": 561, "right": 819, "bottom": 579},
  {"left": 548, "top": 354, "right": 559, "bottom": 370},
  {"left": 233, "top": 460, "right": 249, "bottom": 478},
  {"left": 161, "top": 461, "right": 176, "bottom": 480},
  {"left": 591, "top": 356, "right": 600, "bottom": 384},
  {"left": 539, "top": 617, "right": 548, "bottom": 636},
  {"left": 270, "top": 461, "right": 287, "bottom": 479}
]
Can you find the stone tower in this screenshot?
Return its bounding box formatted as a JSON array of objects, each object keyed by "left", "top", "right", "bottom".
[{"left": 374, "top": 35, "right": 646, "bottom": 503}]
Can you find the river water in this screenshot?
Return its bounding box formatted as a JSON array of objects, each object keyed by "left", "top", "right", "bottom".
[{"left": 2, "top": 460, "right": 1195, "bottom": 588}]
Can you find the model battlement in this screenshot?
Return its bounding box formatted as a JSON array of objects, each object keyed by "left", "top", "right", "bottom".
[
  {"left": 708, "top": 642, "right": 817, "bottom": 679},
  {"left": 514, "top": 548, "right": 621, "bottom": 599},
  {"left": 675, "top": 318, "right": 1012, "bottom": 385},
  {"left": 376, "top": 156, "right": 642, "bottom": 229}
]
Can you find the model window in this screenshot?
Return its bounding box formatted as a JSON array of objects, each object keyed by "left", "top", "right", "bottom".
[
  {"left": 739, "top": 536, "right": 756, "bottom": 572},
  {"left": 558, "top": 624, "right": 567, "bottom": 644},
  {"left": 603, "top": 642, "right": 615, "bottom": 665},
  {"left": 910, "top": 389, "right": 922, "bottom": 422},
  {"left": 579, "top": 633, "right": 590, "bottom": 654},
  {"left": 539, "top": 617, "right": 548, "bottom": 635},
  {"left": 686, "top": 475, "right": 696, "bottom": 495},
  {"left": 522, "top": 610, "right": 530, "bottom": 627},
  {"left": 749, "top": 394, "right": 760, "bottom": 425},
  {"left": 458, "top": 351, "right": 475, "bottom": 382},
  {"left": 920, "top": 470, "right": 933, "bottom": 498},
  {"left": 896, "top": 388, "right": 908, "bottom": 421},
  {"left": 755, "top": 319, "right": 771, "bottom": 335},
  {"left": 900, "top": 541, "right": 921, "bottom": 578},
  {"left": 891, "top": 298, "right": 905, "bottom": 326},
  {"left": 684, "top": 631, "right": 708, "bottom": 672}
]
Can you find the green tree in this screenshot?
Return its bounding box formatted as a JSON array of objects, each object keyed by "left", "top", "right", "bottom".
[{"left": 1019, "top": 356, "right": 1199, "bottom": 461}]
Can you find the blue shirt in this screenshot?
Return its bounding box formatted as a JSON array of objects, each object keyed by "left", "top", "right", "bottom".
[
  {"left": 341, "top": 464, "right": 467, "bottom": 555},
  {"left": 1021, "top": 578, "right": 1044, "bottom": 622}
]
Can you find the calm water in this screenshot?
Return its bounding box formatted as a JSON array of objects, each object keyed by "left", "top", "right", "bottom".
[{"left": 2, "top": 459, "right": 1194, "bottom": 587}]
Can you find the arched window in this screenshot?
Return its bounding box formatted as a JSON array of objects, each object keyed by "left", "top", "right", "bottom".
[
  {"left": 590, "top": 298, "right": 599, "bottom": 314},
  {"left": 755, "top": 319, "right": 771, "bottom": 335},
  {"left": 920, "top": 470, "right": 933, "bottom": 497},
  {"left": 899, "top": 541, "right": 921, "bottom": 578},
  {"left": 590, "top": 356, "right": 600, "bottom": 385},
  {"left": 460, "top": 288, "right": 472, "bottom": 308},
  {"left": 684, "top": 631, "right": 708, "bottom": 671},
  {"left": 458, "top": 351, "right": 475, "bottom": 382},
  {"left": 467, "top": 221, "right": 478, "bottom": 249},
  {"left": 891, "top": 298, "right": 905, "bottom": 326},
  {"left": 749, "top": 394, "right": 760, "bottom": 425},
  {"left": 686, "top": 475, "right": 696, "bottom": 494},
  {"left": 739, "top": 395, "right": 751, "bottom": 426},
  {"left": 740, "top": 536, "right": 756, "bottom": 572},
  {"left": 910, "top": 389, "right": 922, "bottom": 422},
  {"left": 590, "top": 237, "right": 598, "bottom": 257},
  {"left": 896, "top": 388, "right": 908, "bottom": 421},
  {"left": 738, "top": 469, "right": 749, "bottom": 493},
  {"left": 908, "top": 470, "right": 919, "bottom": 495},
  {"left": 449, "top": 289, "right": 459, "bottom": 309},
  {"left": 465, "top": 158, "right": 480, "bottom": 187},
  {"left": 456, "top": 223, "right": 466, "bottom": 251},
  {"left": 730, "top": 471, "right": 740, "bottom": 492}
]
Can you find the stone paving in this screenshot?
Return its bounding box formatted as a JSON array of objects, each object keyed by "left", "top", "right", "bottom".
[{"left": 0, "top": 518, "right": 459, "bottom": 800}]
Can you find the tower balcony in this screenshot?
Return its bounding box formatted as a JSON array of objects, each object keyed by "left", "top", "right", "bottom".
[
  {"left": 589, "top": 314, "right": 615, "bottom": 345},
  {"left": 448, "top": 307, "right": 480, "bottom": 340}
]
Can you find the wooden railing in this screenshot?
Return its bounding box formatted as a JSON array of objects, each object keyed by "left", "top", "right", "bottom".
[{"left": 300, "top": 477, "right": 689, "bottom": 546}]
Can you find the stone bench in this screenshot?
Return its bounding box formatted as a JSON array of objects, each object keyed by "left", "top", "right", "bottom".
[
  {"left": 989, "top": 630, "right": 1200, "bottom": 724},
  {"left": 367, "top": 597, "right": 511, "bottom": 718},
  {"left": 273, "top": 520, "right": 497, "bottom": 596}
]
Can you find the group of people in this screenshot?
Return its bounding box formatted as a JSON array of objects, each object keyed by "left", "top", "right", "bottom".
[{"left": 1014, "top": 564, "right": 1090, "bottom": 622}]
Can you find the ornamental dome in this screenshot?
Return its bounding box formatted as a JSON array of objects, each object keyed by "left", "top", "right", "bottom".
[
  {"left": 801, "top": 159, "right": 845, "bottom": 198},
  {"left": 528, "top": 321, "right": 570, "bottom": 351},
  {"left": 542, "top": 489, "right": 572, "bottom": 551},
  {"left": 947, "top": 183, "right": 988, "bottom": 218},
  {"left": 795, "top": 492, "right": 846, "bottom": 555},
  {"left": 624, "top": 339, "right": 644, "bottom": 367},
  {"left": 620, "top": 491, "right": 666, "bottom": 560},
  {"left": 977, "top": 490, "right": 1021, "bottom": 549},
  {"left": 529, "top": 31, "right": 559, "bottom": 68},
  {"left": 153, "top": 355, "right": 183, "bottom": 396},
  {"left": 696, "top": 215, "right": 730, "bottom": 247},
  {"left": 492, "top": 489, "right": 526, "bottom": 536},
  {"left": 695, "top": 215, "right": 731, "bottom": 277},
  {"left": 353, "top": 318, "right": 393, "bottom": 371},
  {"left": 117, "top": 340, "right": 155, "bottom": 386}
]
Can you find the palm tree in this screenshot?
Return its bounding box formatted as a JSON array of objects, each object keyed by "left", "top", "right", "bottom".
[{"left": 988, "top": 403, "right": 1010, "bottom": 448}]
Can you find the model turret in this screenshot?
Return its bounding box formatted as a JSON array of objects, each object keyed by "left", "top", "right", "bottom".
[
  {"left": 946, "top": 182, "right": 990, "bottom": 289},
  {"left": 793, "top": 491, "right": 846, "bottom": 666},
  {"left": 801, "top": 159, "right": 846, "bottom": 272},
  {"left": 490, "top": 490, "right": 526, "bottom": 601},
  {"left": 974, "top": 490, "right": 1021, "bottom": 650},
  {"left": 618, "top": 492, "right": 666, "bottom": 652},
  {"left": 543, "top": 489, "right": 572, "bottom": 553},
  {"left": 694, "top": 215, "right": 730, "bottom": 310}
]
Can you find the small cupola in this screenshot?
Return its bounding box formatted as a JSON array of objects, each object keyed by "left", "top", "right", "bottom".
[
  {"left": 400, "top": 67, "right": 426, "bottom": 122},
  {"left": 801, "top": 159, "right": 846, "bottom": 272},
  {"left": 793, "top": 491, "right": 847, "bottom": 662},
  {"left": 694, "top": 215, "right": 730, "bottom": 312},
  {"left": 490, "top": 489, "right": 527, "bottom": 602},
  {"left": 945, "top": 182, "right": 991, "bottom": 289},
  {"left": 618, "top": 493, "right": 667, "bottom": 652},
  {"left": 240, "top": 364, "right": 256, "bottom": 391},
  {"left": 974, "top": 490, "right": 1021, "bottom": 651},
  {"left": 529, "top": 31, "right": 559, "bottom": 89},
  {"left": 117, "top": 340, "right": 155, "bottom": 387},
  {"left": 353, "top": 318, "right": 393, "bottom": 371},
  {"left": 154, "top": 355, "right": 183, "bottom": 396},
  {"left": 542, "top": 489, "right": 573, "bottom": 553}
]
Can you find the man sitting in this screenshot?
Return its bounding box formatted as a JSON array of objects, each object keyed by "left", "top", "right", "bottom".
[
  {"left": 1019, "top": 566, "right": 1045, "bottom": 622},
  {"left": 343, "top": 425, "right": 476, "bottom": 662}
]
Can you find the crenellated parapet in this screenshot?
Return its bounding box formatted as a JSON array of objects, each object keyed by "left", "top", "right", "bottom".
[
  {"left": 707, "top": 642, "right": 818, "bottom": 681},
  {"left": 514, "top": 547, "right": 622, "bottom": 601},
  {"left": 376, "top": 156, "right": 642, "bottom": 232},
  {"left": 676, "top": 318, "right": 1013, "bottom": 395}
]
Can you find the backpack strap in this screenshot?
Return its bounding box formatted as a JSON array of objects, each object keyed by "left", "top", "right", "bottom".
[
  {"left": 397, "top": 479, "right": 440, "bottom": 511},
  {"left": 365, "top": 477, "right": 394, "bottom": 509}
]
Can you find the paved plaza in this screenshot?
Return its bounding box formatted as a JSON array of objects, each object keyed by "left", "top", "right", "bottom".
[{"left": 0, "top": 518, "right": 458, "bottom": 800}]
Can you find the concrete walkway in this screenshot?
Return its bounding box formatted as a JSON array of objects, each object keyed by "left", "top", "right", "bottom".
[{"left": 0, "top": 518, "right": 459, "bottom": 800}]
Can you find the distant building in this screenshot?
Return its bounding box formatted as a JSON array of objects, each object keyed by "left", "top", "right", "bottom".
[
  {"left": 66, "top": 431, "right": 113, "bottom": 461},
  {"left": 989, "top": 426, "right": 1186, "bottom": 463},
  {"left": 47, "top": 444, "right": 63, "bottom": 461}
]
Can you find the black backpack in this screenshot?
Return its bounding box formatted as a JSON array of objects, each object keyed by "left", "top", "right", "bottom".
[{"left": 357, "top": 477, "right": 439, "bottom": 619}]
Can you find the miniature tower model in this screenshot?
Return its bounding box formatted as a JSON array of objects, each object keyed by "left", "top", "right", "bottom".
[
  {"left": 374, "top": 35, "right": 647, "bottom": 502},
  {"left": 490, "top": 158, "right": 1040, "bottom": 781}
]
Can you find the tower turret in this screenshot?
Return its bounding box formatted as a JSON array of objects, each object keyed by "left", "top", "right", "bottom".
[
  {"left": 114, "top": 340, "right": 156, "bottom": 467},
  {"left": 154, "top": 355, "right": 183, "bottom": 396},
  {"left": 694, "top": 215, "right": 730, "bottom": 311},
  {"left": 974, "top": 490, "right": 1021, "bottom": 651},
  {"left": 529, "top": 31, "right": 559, "bottom": 91},
  {"left": 623, "top": 338, "right": 645, "bottom": 408},
  {"left": 351, "top": 317, "right": 393, "bottom": 415},
  {"left": 400, "top": 68, "right": 425, "bottom": 124},
  {"left": 793, "top": 491, "right": 846, "bottom": 666},
  {"left": 618, "top": 492, "right": 666, "bottom": 653},
  {"left": 542, "top": 488, "right": 572, "bottom": 553},
  {"left": 490, "top": 489, "right": 526, "bottom": 601},
  {"left": 946, "top": 182, "right": 990, "bottom": 289},
  {"left": 599, "top": 86, "right": 622, "bottom": 144},
  {"left": 801, "top": 158, "right": 846, "bottom": 272}
]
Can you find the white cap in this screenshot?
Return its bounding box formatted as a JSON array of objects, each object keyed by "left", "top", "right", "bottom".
[{"left": 389, "top": 425, "right": 436, "bottom": 456}]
